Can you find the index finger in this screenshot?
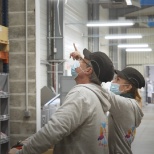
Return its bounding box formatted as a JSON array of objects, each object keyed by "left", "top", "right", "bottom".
[{"left": 73, "top": 43, "right": 77, "bottom": 51}]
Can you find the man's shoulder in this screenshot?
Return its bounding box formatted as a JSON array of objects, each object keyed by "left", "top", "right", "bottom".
[{"left": 67, "top": 84, "right": 101, "bottom": 98}]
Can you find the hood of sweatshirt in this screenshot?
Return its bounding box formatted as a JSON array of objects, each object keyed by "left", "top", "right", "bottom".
[
  {"left": 132, "top": 100, "right": 144, "bottom": 127},
  {"left": 75, "top": 83, "right": 111, "bottom": 113},
  {"left": 100, "top": 87, "right": 144, "bottom": 127}
]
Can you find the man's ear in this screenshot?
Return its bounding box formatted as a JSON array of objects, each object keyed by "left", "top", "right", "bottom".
[{"left": 85, "top": 67, "right": 93, "bottom": 75}]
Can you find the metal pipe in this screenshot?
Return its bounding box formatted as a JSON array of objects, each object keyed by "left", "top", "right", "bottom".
[
  {"left": 2, "top": 0, "right": 8, "bottom": 26},
  {"left": 25, "top": 0, "right": 29, "bottom": 112},
  {"left": 47, "top": 37, "right": 63, "bottom": 39},
  {"left": 47, "top": 71, "right": 63, "bottom": 73},
  {"left": 35, "top": 0, "right": 41, "bottom": 130},
  {"left": 47, "top": 0, "right": 51, "bottom": 87},
  {"left": 55, "top": 63, "right": 58, "bottom": 95}
]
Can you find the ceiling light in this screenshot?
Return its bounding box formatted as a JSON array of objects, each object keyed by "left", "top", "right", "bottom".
[
  {"left": 126, "top": 48, "right": 152, "bottom": 52},
  {"left": 105, "top": 34, "right": 142, "bottom": 39},
  {"left": 86, "top": 21, "right": 134, "bottom": 27},
  {"left": 118, "top": 44, "right": 149, "bottom": 48},
  {"left": 126, "top": 0, "right": 132, "bottom": 5}
]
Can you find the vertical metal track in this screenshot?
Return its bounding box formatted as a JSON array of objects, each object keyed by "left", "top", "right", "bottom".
[{"left": 2, "top": 0, "right": 8, "bottom": 26}]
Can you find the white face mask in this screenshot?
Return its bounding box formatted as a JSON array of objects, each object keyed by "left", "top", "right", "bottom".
[
  {"left": 71, "top": 60, "right": 87, "bottom": 79},
  {"left": 110, "top": 83, "right": 129, "bottom": 95},
  {"left": 71, "top": 61, "right": 80, "bottom": 79}
]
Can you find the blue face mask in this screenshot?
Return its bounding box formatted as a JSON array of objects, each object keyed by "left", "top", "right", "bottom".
[
  {"left": 71, "top": 61, "right": 80, "bottom": 79},
  {"left": 110, "top": 83, "right": 121, "bottom": 95}
]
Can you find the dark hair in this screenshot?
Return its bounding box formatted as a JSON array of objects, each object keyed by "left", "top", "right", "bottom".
[
  {"left": 85, "top": 61, "right": 101, "bottom": 85},
  {"left": 89, "top": 70, "right": 101, "bottom": 85}
]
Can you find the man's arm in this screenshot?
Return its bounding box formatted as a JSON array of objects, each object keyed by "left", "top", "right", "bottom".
[
  {"left": 10, "top": 90, "right": 88, "bottom": 154},
  {"left": 70, "top": 50, "right": 82, "bottom": 60}
]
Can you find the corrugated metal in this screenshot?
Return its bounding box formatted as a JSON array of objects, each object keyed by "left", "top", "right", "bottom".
[
  {"left": 64, "top": 0, "right": 88, "bottom": 75},
  {"left": 99, "top": 6, "right": 109, "bottom": 56},
  {"left": 40, "top": 0, "right": 47, "bottom": 88},
  {"left": 125, "top": 6, "right": 154, "bottom": 17},
  {"left": 126, "top": 28, "right": 154, "bottom": 75}
]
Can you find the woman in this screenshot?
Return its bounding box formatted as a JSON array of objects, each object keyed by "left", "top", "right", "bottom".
[
  {"left": 70, "top": 50, "right": 145, "bottom": 154},
  {"left": 105, "top": 67, "right": 145, "bottom": 154}
]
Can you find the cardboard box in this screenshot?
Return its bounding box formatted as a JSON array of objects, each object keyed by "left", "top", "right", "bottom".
[
  {"left": 42, "top": 148, "right": 53, "bottom": 154},
  {"left": 0, "top": 25, "right": 8, "bottom": 42}
]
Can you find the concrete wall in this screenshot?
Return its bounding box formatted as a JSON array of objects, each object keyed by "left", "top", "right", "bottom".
[{"left": 9, "top": 0, "right": 36, "bottom": 146}]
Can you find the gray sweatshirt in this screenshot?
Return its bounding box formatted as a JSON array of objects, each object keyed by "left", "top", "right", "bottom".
[
  {"left": 17, "top": 83, "right": 111, "bottom": 154},
  {"left": 101, "top": 87, "right": 144, "bottom": 154}
]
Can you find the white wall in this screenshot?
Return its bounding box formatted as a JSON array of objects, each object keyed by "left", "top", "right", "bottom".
[
  {"left": 40, "top": 0, "right": 47, "bottom": 88},
  {"left": 99, "top": 6, "right": 109, "bottom": 56},
  {"left": 64, "top": 0, "right": 88, "bottom": 75},
  {"left": 35, "top": 0, "right": 47, "bottom": 131},
  {"left": 127, "top": 28, "right": 154, "bottom": 75}
]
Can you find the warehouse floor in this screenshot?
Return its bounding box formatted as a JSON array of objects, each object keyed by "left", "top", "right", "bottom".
[{"left": 132, "top": 104, "right": 154, "bottom": 154}]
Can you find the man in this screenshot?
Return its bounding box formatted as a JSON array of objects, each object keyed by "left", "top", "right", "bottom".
[{"left": 9, "top": 49, "right": 114, "bottom": 154}]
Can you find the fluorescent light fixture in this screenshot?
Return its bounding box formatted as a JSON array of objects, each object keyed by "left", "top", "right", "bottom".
[
  {"left": 126, "top": 48, "right": 152, "bottom": 52},
  {"left": 126, "top": 0, "right": 132, "bottom": 5},
  {"left": 118, "top": 44, "right": 149, "bottom": 48},
  {"left": 105, "top": 34, "right": 142, "bottom": 39},
  {"left": 86, "top": 21, "right": 134, "bottom": 27}
]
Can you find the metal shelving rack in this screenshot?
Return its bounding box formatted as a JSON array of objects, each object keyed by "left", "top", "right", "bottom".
[
  {"left": 0, "top": 73, "right": 9, "bottom": 154},
  {"left": 0, "top": 24, "right": 9, "bottom": 154}
]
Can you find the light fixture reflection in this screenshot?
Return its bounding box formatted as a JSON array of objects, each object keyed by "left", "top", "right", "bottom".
[
  {"left": 126, "top": 0, "right": 132, "bottom": 5},
  {"left": 105, "top": 34, "right": 142, "bottom": 39},
  {"left": 118, "top": 44, "right": 149, "bottom": 48},
  {"left": 126, "top": 48, "right": 152, "bottom": 52},
  {"left": 86, "top": 21, "right": 134, "bottom": 27}
]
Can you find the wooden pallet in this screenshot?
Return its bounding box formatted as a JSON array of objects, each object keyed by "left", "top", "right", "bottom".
[
  {"left": 0, "top": 40, "right": 9, "bottom": 52},
  {"left": 0, "top": 25, "right": 8, "bottom": 42},
  {"left": 0, "top": 44, "right": 9, "bottom": 52},
  {"left": 0, "top": 51, "right": 9, "bottom": 63},
  {"left": 0, "top": 40, "right": 8, "bottom": 45}
]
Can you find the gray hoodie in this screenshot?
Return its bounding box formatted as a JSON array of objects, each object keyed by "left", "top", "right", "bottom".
[
  {"left": 101, "top": 87, "right": 144, "bottom": 154},
  {"left": 17, "top": 83, "right": 111, "bottom": 154}
]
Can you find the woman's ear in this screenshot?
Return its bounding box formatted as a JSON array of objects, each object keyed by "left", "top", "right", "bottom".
[{"left": 126, "top": 84, "right": 132, "bottom": 92}]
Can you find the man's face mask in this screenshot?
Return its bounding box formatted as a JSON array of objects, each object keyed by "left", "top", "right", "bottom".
[
  {"left": 71, "top": 60, "right": 80, "bottom": 79},
  {"left": 71, "top": 60, "right": 89, "bottom": 79}
]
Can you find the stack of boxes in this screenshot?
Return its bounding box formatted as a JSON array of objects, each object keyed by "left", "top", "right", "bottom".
[{"left": 0, "top": 25, "right": 9, "bottom": 73}]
